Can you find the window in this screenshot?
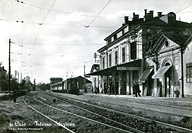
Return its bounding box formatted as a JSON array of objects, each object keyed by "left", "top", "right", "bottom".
[
  {"left": 130, "top": 42, "right": 137, "bottom": 59},
  {"left": 165, "top": 40, "right": 169, "bottom": 47},
  {"left": 122, "top": 47, "right": 125, "bottom": 62},
  {"left": 117, "top": 31, "right": 122, "bottom": 38},
  {"left": 186, "top": 63, "right": 192, "bottom": 83},
  {"left": 109, "top": 54, "right": 112, "bottom": 67},
  {"left": 106, "top": 41, "right": 108, "bottom": 45},
  {"left": 115, "top": 51, "right": 118, "bottom": 65},
  {"left": 124, "top": 26, "right": 129, "bottom": 33},
  {"left": 111, "top": 37, "right": 114, "bottom": 42},
  {"left": 102, "top": 57, "right": 105, "bottom": 69}
]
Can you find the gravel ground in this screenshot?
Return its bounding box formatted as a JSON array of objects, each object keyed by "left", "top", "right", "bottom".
[
  {"left": 1, "top": 92, "right": 191, "bottom": 133},
  {"left": 38, "top": 93, "right": 180, "bottom": 133},
  {"left": 53, "top": 92, "right": 192, "bottom": 128},
  {"left": 0, "top": 96, "right": 69, "bottom": 133},
  {"left": 0, "top": 94, "right": 123, "bottom": 133}
]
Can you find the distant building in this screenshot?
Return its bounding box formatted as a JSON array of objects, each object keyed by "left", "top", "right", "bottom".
[
  {"left": 50, "top": 77, "right": 63, "bottom": 90},
  {"left": 89, "top": 64, "right": 100, "bottom": 93},
  {"left": 67, "top": 76, "right": 92, "bottom": 93},
  {"left": 87, "top": 9, "right": 192, "bottom": 97},
  {"left": 51, "top": 81, "right": 65, "bottom": 91}
]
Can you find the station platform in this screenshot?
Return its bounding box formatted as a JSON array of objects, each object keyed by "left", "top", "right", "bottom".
[{"left": 51, "top": 92, "right": 192, "bottom": 123}]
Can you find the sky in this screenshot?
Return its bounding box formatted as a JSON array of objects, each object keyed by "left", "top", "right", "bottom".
[{"left": 0, "top": 0, "right": 192, "bottom": 84}]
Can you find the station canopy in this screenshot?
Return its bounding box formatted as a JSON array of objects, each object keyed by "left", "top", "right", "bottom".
[
  {"left": 152, "top": 65, "right": 172, "bottom": 79},
  {"left": 139, "top": 68, "right": 154, "bottom": 82},
  {"left": 86, "top": 59, "right": 141, "bottom": 76}
]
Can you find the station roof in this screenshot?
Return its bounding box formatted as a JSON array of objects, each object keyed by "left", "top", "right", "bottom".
[{"left": 86, "top": 59, "right": 141, "bottom": 76}]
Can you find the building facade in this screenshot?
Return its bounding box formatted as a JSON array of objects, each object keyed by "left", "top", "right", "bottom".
[
  {"left": 145, "top": 34, "right": 190, "bottom": 97},
  {"left": 183, "top": 35, "right": 192, "bottom": 95},
  {"left": 88, "top": 9, "right": 192, "bottom": 97},
  {"left": 89, "top": 64, "right": 100, "bottom": 93}
]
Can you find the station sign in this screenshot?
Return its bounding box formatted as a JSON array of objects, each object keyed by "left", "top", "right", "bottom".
[{"left": 117, "top": 67, "right": 140, "bottom": 70}]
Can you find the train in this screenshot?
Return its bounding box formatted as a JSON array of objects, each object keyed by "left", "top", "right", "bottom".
[{"left": 50, "top": 76, "right": 92, "bottom": 94}]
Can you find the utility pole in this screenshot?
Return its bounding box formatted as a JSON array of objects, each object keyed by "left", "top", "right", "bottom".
[
  {"left": 84, "top": 65, "right": 87, "bottom": 93},
  {"left": 20, "top": 73, "right": 22, "bottom": 83},
  {"left": 33, "top": 79, "right": 36, "bottom": 91},
  {"left": 8, "top": 39, "right": 11, "bottom": 93},
  {"left": 84, "top": 65, "right": 85, "bottom": 76}
]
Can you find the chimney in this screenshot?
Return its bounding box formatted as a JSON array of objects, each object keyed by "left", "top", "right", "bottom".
[
  {"left": 133, "top": 12, "right": 135, "bottom": 18},
  {"left": 133, "top": 12, "right": 139, "bottom": 21},
  {"left": 149, "top": 10, "right": 154, "bottom": 18},
  {"left": 157, "top": 12, "right": 162, "bottom": 17},
  {"left": 135, "top": 15, "right": 139, "bottom": 19},
  {"left": 144, "top": 9, "right": 147, "bottom": 16},
  {"left": 124, "top": 16, "right": 129, "bottom": 24}
]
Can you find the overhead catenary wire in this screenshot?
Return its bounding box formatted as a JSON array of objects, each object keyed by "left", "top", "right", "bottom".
[
  {"left": 40, "top": 0, "right": 112, "bottom": 82},
  {"left": 74, "top": 0, "right": 112, "bottom": 40},
  {"left": 6, "top": 0, "right": 116, "bottom": 82},
  {"left": 29, "top": 0, "right": 57, "bottom": 53},
  {"left": 26, "top": 0, "right": 57, "bottom": 81},
  {"left": 175, "top": 1, "right": 192, "bottom": 13},
  {"left": 14, "top": 0, "right": 115, "bottom": 18},
  {"left": 88, "top": 0, "right": 112, "bottom": 27},
  {"left": 2, "top": 0, "right": 192, "bottom": 83},
  {"left": 173, "top": 0, "right": 191, "bottom": 12},
  {"left": 13, "top": 42, "right": 102, "bottom": 46},
  {"left": 0, "top": 18, "right": 117, "bottom": 28}
]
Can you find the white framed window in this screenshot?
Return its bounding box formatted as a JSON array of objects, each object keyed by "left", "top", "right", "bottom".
[
  {"left": 122, "top": 47, "right": 126, "bottom": 63},
  {"left": 115, "top": 51, "right": 118, "bottom": 65},
  {"left": 102, "top": 56, "right": 105, "bottom": 69},
  {"left": 111, "top": 37, "right": 114, "bottom": 42},
  {"left": 109, "top": 53, "right": 112, "bottom": 67},
  {"left": 186, "top": 63, "right": 192, "bottom": 83},
  {"left": 124, "top": 26, "right": 129, "bottom": 33},
  {"left": 117, "top": 31, "right": 122, "bottom": 38}
]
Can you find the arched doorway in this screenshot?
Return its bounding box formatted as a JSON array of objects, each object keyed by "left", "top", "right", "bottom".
[
  {"left": 152, "top": 58, "right": 173, "bottom": 97},
  {"left": 164, "top": 62, "right": 172, "bottom": 97},
  {"left": 161, "top": 58, "right": 173, "bottom": 97}
]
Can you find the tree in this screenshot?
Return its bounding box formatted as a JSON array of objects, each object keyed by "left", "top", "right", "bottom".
[
  {"left": 37, "top": 83, "right": 50, "bottom": 91},
  {"left": 0, "top": 65, "right": 8, "bottom": 92},
  {"left": 11, "top": 78, "right": 20, "bottom": 91}
]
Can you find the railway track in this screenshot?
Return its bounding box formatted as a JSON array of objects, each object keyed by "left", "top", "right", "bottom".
[
  {"left": 23, "top": 95, "right": 75, "bottom": 133},
  {"left": 23, "top": 94, "right": 135, "bottom": 133},
  {"left": 35, "top": 94, "right": 145, "bottom": 133},
  {"left": 43, "top": 92, "right": 192, "bottom": 133}
]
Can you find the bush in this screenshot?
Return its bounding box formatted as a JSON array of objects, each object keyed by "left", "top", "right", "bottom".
[{"left": 0, "top": 91, "right": 27, "bottom": 101}]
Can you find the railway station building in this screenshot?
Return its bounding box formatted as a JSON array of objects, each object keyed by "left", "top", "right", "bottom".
[{"left": 88, "top": 9, "right": 192, "bottom": 97}]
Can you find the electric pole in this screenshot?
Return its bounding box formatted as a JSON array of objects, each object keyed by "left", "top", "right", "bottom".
[
  {"left": 8, "top": 39, "right": 11, "bottom": 93},
  {"left": 84, "top": 65, "right": 87, "bottom": 93}
]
